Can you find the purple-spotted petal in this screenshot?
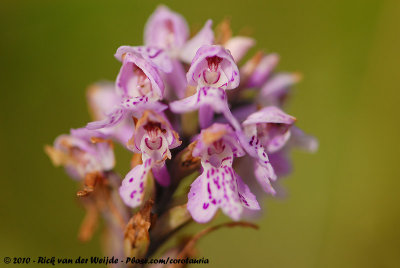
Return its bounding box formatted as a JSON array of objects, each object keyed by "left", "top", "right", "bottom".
[
  {"left": 180, "top": 20, "right": 214, "bottom": 63},
  {"left": 254, "top": 162, "right": 276, "bottom": 195},
  {"left": 187, "top": 172, "right": 219, "bottom": 223},
  {"left": 224, "top": 36, "right": 255, "bottom": 63},
  {"left": 236, "top": 174, "right": 260, "bottom": 210},
  {"left": 119, "top": 158, "right": 153, "bottom": 208},
  {"left": 115, "top": 46, "right": 173, "bottom": 73},
  {"left": 120, "top": 96, "right": 168, "bottom": 114},
  {"left": 187, "top": 166, "right": 244, "bottom": 223},
  {"left": 144, "top": 5, "right": 189, "bottom": 50},
  {"left": 236, "top": 129, "right": 277, "bottom": 182}
]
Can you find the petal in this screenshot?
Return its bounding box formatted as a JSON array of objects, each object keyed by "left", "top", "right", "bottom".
[
  {"left": 260, "top": 72, "right": 301, "bottom": 106},
  {"left": 86, "top": 82, "right": 120, "bottom": 121},
  {"left": 224, "top": 36, "right": 255, "bottom": 63},
  {"left": 96, "top": 142, "right": 115, "bottom": 171},
  {"left": 115, "top": 46, "right": 173, "bottom": 73},
  {"left": 86, "top": 82, "right": 133, "bottom": 145},
  {"left": 288, "top": 126, "right": 319, "bottom": 153},
  {"left": 187, "top": 172, "right": 219, "bottom": 223},
  {"left": 151, "top": 164, "right": 171, "bottom": 187},
  {"left": 86, "top": 108, "right": 127, "bottom": 130},
  {"left": 269, "top": 151, "right": 292, "bottom": 177},
  {"left": 254, "top": 161, "right": 276, "bottom": 195},
  {"left": 218, "top": 167, "right": 244, "bottom": 221},
  {"left": 244, "top": 53, "right": 279, "bottom": 88},
  {"left": 144, "top": 5, "right": 189, "bottom": 49},
  {"left": 199, "top": 104, "right": 214, "bottom": 129},
  {"left": 71, "top": 128, "right": 115, "bottom": 170},
  {"left": 119, "top": 158, "right": 153, "bottom": 208},
  {"left": 243, "top": 106, "right": 296, "bottom": 126},
  {"left": 187, "top": 166, "right": 244, "bottom": 223},
  {"left": 230, "top": 104, "right": 257, "bottom": 123},
  {"left": 236, "top": 130, "right": 277, "bottom": 182},
  {"left": 170, "top": 87, "right": 241, "bottom": 130},
  {"left": 179, "top": 20, "right": 214, "bottom": 63},
  {"left": 236, "top": 173, "right": 260, "bottom": 210},
  {"left": 165, "top": 59, "right": 187, "bottom": 99},
  {"left": 120, "top": 97, "right": 168, "bottom": 118},
  {"left": 243, "top": 106, "right": 296, "bottom": 153},
  {"left": 169, "top": 93, "right": 200, "bottom": 114}
]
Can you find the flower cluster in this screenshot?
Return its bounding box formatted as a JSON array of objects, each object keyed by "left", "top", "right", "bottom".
[{"left": 46, "top": 5, "right": 317, "bottom": 259}]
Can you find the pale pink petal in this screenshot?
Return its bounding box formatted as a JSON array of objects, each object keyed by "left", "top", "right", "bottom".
[
  {"left": 224, "top": 36, "right": 255, "bottom": 62},
  {"left": 288, "top": 126, "right": 319, "bottom": 153},
  {"left": 243, "top": 106, "right": 296, "bottom": 126},
  {"left": 144, "top": 5, "right": 189, "bottom": 50},
  {"left": 179, "top": 20, "right": 214, "bottom": 63},
  {"left": 86, "top": 108, "right": 126, "bottom": 130},
  {"left": 243, "top": 53, "right": 279, "bottom": 88}
]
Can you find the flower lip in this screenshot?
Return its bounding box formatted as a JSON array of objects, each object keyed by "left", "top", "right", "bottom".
[
  {"left": 193, "top": 123, "right": 244, "bottom": 159},
  {"left": 128, "top": 110, "right": 181, "bottom": 153},
  {"left": 186, "top": 45, "right": 240, "bottom": 89}
]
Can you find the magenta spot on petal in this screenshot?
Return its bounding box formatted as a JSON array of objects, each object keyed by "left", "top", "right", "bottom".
[
  {"left": 203, "top": 203, "right": 209, "bottom": 209},
  {"left": 130, "top": 190, "right": 137, "bottom": 198}
]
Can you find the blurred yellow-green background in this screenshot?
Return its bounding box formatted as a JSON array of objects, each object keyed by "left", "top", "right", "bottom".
[{"left": 1, "top": 0, "right": 399, "bottom": 267}]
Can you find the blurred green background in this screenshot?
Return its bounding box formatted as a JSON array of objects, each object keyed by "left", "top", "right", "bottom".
[{"left": 1, "top": 0, "right": 399, "bottom": 267}]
